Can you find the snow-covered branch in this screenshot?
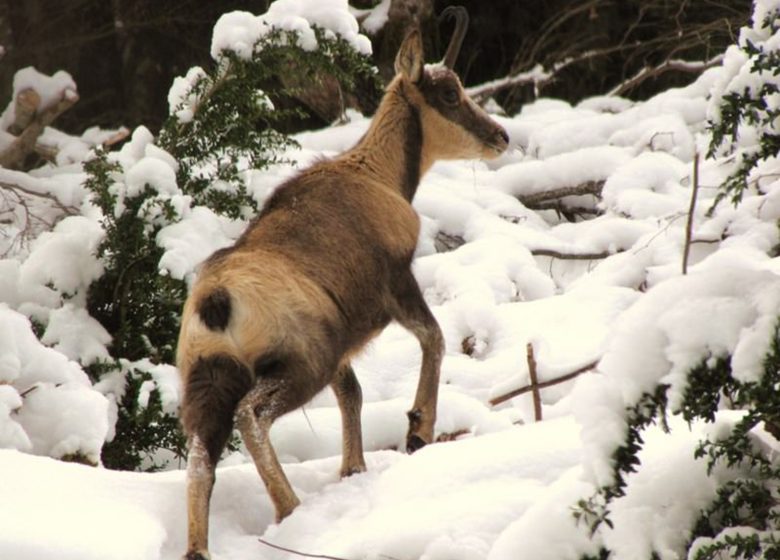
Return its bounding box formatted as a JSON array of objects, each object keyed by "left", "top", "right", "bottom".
[
  {"left": 0, "top": 87, "right": 79, "bottom": 170},
  {"left": 466, "top": 65, "right": 550, "bottom": 103},
  {"left": 467, "top": 44, "right": 639, "bottom": 103}
]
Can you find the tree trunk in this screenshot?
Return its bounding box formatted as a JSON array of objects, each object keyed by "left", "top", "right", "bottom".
[{"left": 374, "top": 0, "right": 435, "bottom": 83}]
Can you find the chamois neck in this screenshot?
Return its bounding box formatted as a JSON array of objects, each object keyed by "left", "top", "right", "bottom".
[{"left": 344, "top": 80, "right": 425, "bottom": 200}]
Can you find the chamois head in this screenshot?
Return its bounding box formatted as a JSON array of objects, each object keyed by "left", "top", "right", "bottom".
[{"left": 393, "top": 7, "right": 509, "bottom": 164}]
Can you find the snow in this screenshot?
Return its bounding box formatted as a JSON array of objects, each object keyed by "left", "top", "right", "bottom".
[
  {"left": 0, "top": 67, "right": 77, "bottom": 132},
  {"left": 0, "top": 305, "right": 109, "bottom": 463},
  {"left": 2, "top": 1, "right": 780, "bottom": 559},
  {"left": 211, "top": 0, "right": 371, "bottom": 61},
  {"left": 359, "top": 0, "right": 392, "bottom": 35}
]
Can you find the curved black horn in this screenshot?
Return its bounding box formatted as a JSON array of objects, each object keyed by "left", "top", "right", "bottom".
[{"left": 439, "top": 6, "right": 469, "bottom": 69}]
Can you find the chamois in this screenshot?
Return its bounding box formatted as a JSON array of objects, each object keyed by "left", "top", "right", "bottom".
[{"left": 178, "top": 8, "right": 508, "bottom": 559}]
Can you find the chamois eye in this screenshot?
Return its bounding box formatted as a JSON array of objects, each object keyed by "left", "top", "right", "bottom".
[{"left": 441, "top": 87, "right": 459, "bottom": 105}]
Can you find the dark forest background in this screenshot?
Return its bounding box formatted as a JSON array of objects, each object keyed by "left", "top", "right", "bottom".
[{"left": 0, "top": 0, "right": 751, "bottom": 134}]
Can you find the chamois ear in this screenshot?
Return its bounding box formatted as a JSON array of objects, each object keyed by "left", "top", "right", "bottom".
[{"left": 394, "top": 29, "right": 424, "bottom": 83}]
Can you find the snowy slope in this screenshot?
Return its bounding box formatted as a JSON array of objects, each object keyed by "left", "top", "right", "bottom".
[
  {"left": 2, "top": 1, "right": 780, "bottom": 558},
  {"left": 0, "top": 418, "right": 584, "bottom": 560},
  {"left": 1, "top": 69, "right": 777, "bottom": 558}
]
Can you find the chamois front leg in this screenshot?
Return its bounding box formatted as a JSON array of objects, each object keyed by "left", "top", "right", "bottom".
[
  {"left": 331, "top": 364, "right": 367, "bottom": 477},
  {"left": 390, "top": 270, "right": 444, "bottom": 453}
]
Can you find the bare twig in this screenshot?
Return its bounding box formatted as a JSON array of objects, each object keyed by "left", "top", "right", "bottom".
[
  {"left": 0, "top": 177, "right": 78, "bottom": 215},
  {"left": 490, "top": 359, "right": 599, "bottom": 407},
  {"left": 682, "top": 152, "right": 700, "bottom": 275},
  {"left": 609, "top": 54, "right": 725, "bottom": 97},
  {"left": 526, "top": 343, "right": 543, "bottom": 421},
  {"left": 258, "top": 538, "right": 351, "bottom": 560},
  {"left": 19, "top": 384, "right": 41, "bottom": 399},
  {"left": 0, "top": 171, "right": 79, "bottom": 256}
]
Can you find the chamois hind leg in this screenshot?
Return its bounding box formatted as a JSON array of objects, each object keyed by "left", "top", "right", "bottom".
[
  {"left": 390, "top": 270, "right": 444, "bottom": 453},
  {"left": 181, "top": 355, "right": 252, "bottom": 560},
  {"left": 235, "top": 379, "right": 301, "bottom": 522},
  {"left": 184, "top": 436, "right": 214, "bottom": 560},
  {"left": 331, "top": 364, "right": 366, "bottom": 477}
]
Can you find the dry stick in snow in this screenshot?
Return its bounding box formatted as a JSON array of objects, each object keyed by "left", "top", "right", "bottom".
[
  {"left": 526, "top": 343, "right": 543, "bottom": 422},
  {"left": 682, "top": 152, "right": 700, "bottom": 275},
  {"left": 258, "top": 538, "right": 353, "bottom": 560},
  {"left": 489, "top": 359, "right": 599, "bottom": 407}
]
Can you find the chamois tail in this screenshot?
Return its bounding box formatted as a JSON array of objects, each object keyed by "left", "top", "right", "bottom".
[{"left": 180, "top": 354, "right": 253, "bottom": 463}]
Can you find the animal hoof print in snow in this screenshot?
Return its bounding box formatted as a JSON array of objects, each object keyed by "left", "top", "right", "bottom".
[{"left": 406, "top": 434, "right": 427, "bottom": 453}]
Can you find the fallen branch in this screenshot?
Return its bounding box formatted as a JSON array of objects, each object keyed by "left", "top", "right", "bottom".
[
  {"left": 434, "top": 231, "right": 465, "bottom": 253},
  {"left": 0, "top": 88, "right": 79, "bottom": 170},
  {"left": 531, "top": 200, "right": 602, "bottom": 222},
  {"left": 531, "top": 201, "right": 601, "bottom": 215},
  {"left": 9, "top": 89, "right": 41, "bottom": 134},
  {"left": 519, "top": 180, "right": 604, "bottom": 208},
  {"left": 102, "top": 128, "right": 131, "bottom": 149},
  {"left": 531, "top": 248, "right": 620, "bottom": 260},
  {"left": 490, "top": 359, "right": 599, "bottom": 407}
]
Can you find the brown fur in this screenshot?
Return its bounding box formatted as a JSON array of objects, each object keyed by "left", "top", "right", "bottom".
[{"left": 178, "top": 26, "right": 508, "bottom": 560}]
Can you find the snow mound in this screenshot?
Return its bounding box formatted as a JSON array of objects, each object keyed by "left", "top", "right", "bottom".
[{"left": 211, "top": 0, "right": 371, "bottom": 61}]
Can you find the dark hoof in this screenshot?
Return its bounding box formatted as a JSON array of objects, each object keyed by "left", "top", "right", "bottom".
[
  {"left": 406, "top": 434, "right": 427, "bottom": 453},
  {"left": 184, "top": 552, "right": 209, "bottom": 560}
]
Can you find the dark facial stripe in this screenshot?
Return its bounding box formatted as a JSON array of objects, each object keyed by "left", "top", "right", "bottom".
[{"left": 418, "top": 69, "right": 495, "bottom": 145}]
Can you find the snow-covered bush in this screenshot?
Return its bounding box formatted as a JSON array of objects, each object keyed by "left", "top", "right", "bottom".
[
  {"left": 708, "top": 1, "right": 780, "bottom": 207},
  {"left": 80, "top": 0, "right": 378, "bottom": 469},
  {"left": 572, "top": 2, "right": 780, "bottom": 558},
  {"left": 0, "top": 304, "right": 109, "bottom": 466},
  {"left": 0, "top": 0, "right": 378, "bottom": 470}
]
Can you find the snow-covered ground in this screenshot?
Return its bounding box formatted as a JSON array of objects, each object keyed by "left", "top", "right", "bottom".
[{"left": 2, "top": 0, "right": 779, "bottom": 558}]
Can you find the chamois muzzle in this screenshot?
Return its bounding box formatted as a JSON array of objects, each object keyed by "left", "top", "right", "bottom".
[{"left": 489, "top": 125, "right": 510, "bottom": 155}]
